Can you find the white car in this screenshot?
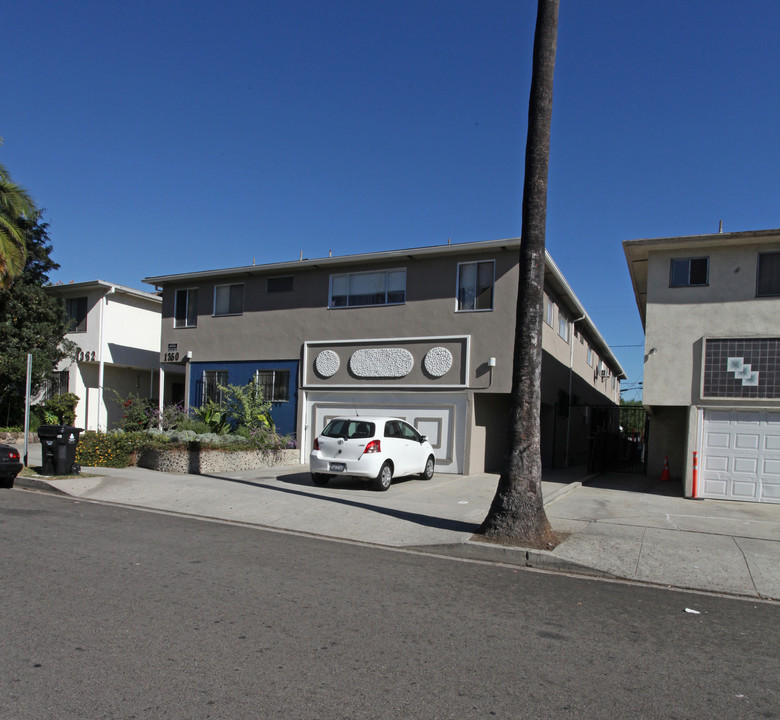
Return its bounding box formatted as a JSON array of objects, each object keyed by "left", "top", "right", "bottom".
[{"left": 310, "top": 416, "right": 435, "bottom": 491}]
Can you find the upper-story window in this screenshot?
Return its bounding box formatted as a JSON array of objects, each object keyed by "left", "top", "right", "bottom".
[
  {"left": 587, "top": 347, "right": 594, "bottom": 366},
  {"left": 457, "top": 260, "right": 494, "bottom": 311},
  {"left": 670, "top": 257, "right": 708, "bottom": 287},
  {"left": 214, "top": 283, "right": 244, "bottom": 316},
  {"left": 756, "top": 252, "right": 780, "bottom": 297},
  {"left": 267, "top": 276, "right": 294, "bottom": 293},
  {"left": 329, "top": 269, "right": 406, "bottom": 308},
  {"left": 543, "top": 293, "right": 554, "bottom": 326},
  {"left": 66, "top": 297, "right": 88, "bottom": 333},
  {"left": 557, "top": 311, "right": 570, "bottom": 342},
  {"left": 175, "top": 288, "right": 198, "bottom": 328}
]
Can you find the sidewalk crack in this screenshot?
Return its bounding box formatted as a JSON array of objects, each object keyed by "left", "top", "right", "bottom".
[
  {"left": 732, "top": 536, "right": 760, "bottom": 597},
  {"left": 634, "top": 527, "right": 647, "bottom": 575}
]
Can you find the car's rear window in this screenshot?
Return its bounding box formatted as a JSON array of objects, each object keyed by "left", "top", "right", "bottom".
[{"left": 322, "top": 420, "right": 375, "bottom": 440}]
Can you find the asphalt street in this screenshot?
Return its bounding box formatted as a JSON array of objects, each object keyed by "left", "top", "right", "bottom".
[{"left": 1, "top": 489, "right": 778, "bottom": 719}]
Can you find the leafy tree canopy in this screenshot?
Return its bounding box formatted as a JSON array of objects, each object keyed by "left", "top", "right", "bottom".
[
  {"left": 0, "top": 213, "right": 76, "bottom": 425},
  {"left": 0, "top": 139, "right": 36, "bottom": 288}
]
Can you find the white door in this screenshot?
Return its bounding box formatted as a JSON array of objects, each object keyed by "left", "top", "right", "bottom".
[
  {"left": 700, "top": 410, "right": 780, "bottom": 503},
  {"left": 304, "top": 391, "right": 467, "bottom": 473}
]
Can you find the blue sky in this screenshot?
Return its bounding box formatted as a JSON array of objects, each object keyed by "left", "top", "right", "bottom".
[{"left": 4, "top": 1, "right": 779, "bottom": 399}]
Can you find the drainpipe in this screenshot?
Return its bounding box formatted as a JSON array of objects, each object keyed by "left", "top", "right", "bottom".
[
  {"left": 96, "top": 286, "right": 115, "bottom": 431},
  {"left": 564, "top": 315, "right": 586, "bottom": 467}
]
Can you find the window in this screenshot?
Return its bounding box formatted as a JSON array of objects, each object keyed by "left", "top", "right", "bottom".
[
  {"left": 214, "top": 283, "right": 243, "bottom": 316},
  {"left": 757, "top": 252, "right": 780, "bottom": 297},
  {"left": 175, "top": 288, "right": 198, "bottom": 328},
  {"left": 587, "top": 347, "right": 593, "bottom": 366},
  {"left": 202, "top": 370, "right": 228, "bottom": 405},
  {"left": 457, "top": 260, "right": 494, "bottom": 311},
  {"left": 42, "top": 371, "right": 69, "bottom": 401},
  {"left": 267, "top": 276, "right": 294, "bottom": 293},
  {"left": 544, "top": 293, "right": 554, "bottom": 326},
  {"left": 66, "top": 297, "right": 88, "bottom": 332},
  {"left": 255, "top": 369, "right": 290, "bottom": 402},
  {"left": 670, "top": 257, "right": 708, "bottom": 287},
  {"left": 329, "top": 269, "right": 406, "bottom": 308},
  {"left": 558, "top": 311, "right": 569, "bottom": 342}
]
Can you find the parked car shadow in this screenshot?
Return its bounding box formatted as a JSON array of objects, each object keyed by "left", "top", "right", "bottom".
[{"left": 209, "top": 472, "right": 478, "bottom": 534}]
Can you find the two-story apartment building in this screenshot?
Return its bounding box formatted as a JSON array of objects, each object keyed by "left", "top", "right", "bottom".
[
  {"left": 46, "top": 281, "right": 184, "bottom": 431},
  {"left": 145, "top": 238, "right": 624, "bottom": 474},
  {"left": 624, "top": 228, "right": 780, "bottom": 503}
]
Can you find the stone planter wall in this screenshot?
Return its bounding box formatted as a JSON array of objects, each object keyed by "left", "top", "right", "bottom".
[{"left": 137, "top": 446, "right": 300, "bottom": 474}]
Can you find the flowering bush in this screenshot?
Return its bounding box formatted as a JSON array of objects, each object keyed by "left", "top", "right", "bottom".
[{"left": 75, "top": 431, "right": 147, "bottom": 468}]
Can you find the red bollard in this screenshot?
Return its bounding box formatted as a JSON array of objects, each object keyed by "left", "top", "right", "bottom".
[{"left": 692, "top": 451, "right": 698, "bottom": 498}]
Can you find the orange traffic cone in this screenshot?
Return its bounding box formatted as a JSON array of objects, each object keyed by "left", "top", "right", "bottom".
[{"left": 660, "top": 456, "right": 671, "bottom": 482}]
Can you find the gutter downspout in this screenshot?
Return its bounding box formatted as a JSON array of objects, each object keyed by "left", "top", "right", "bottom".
[{"left": 96, "top": 286, "right": 115, "bottom": 431}]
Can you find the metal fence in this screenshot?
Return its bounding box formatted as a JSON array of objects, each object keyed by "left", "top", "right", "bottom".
[{"left": 585, "top": 403, "right": 649, "bottom": 475}]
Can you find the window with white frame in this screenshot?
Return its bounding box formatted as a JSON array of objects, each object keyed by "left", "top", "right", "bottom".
[
  {"left": 329, "top": 269, "right": 406, "bottom": 308},
  {"left": 756, "top": 251, "right": 780, "bottom": 297},
  {"left": 670, "top": 257, "right": 708, "bottom": 287},
  {"left": 214, "top": 283, "right": 244, "bottom": 316},
  {"left": 255, "top": 369, "right": 290, "bottom": 402},
  {"left": 557, "top": 311, "right": 569, "bottom": 342},
  {"left": 174, "top": 288, "right": 198, "bottom": 328},
  {"left": 543, "top": 293, "right": 554, "bottom": 326},
  {"left": 587, "top": 347, "right": 593, "bottom": 366},
  {"left": 202, "top": 370, "right": 228, "bottom": 405},
  {"left": 457, "top": 260, "right": 494, "bottom": 311}
]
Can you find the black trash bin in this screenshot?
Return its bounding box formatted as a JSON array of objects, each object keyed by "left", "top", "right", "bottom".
[{"left": 37, "top": 425, "right": 83, "bottom": 475}]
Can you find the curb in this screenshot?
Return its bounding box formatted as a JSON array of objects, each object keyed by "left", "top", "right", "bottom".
[
  {"left": 14, "top": 476, "right": 68, "bottom": 495},
  {"left": 408, "top": 540, "right": 616, "bottom": 578}
]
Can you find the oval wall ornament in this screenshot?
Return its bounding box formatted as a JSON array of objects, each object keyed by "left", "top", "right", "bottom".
[
  {"left": 424, "top": 346, "right": 453, "bottom": 377},
  {"left": 349, "top": 348, "right": 413, "bottom": 378},
  {"left": 315, "top": 349, "right": 341, "bottom": 378}
]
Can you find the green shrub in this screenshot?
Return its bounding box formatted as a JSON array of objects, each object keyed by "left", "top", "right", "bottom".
[
  {"left": 42, "top": 393, "right": 80, "bottom": 425},
  {"left": 75, "top": 431, "right": 146, "bottom": 468}
]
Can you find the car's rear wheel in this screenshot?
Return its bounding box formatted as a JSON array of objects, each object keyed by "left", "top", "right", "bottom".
[
  {"left": 1, "top": 476, "right": 15, "bottom": 489},
  {"left": 311, "top": 473, "right": 331, "bottom": 487},
  {"left": 420, "top": 455, "right": 435, "bottom": 480},
  {"left": 372, "top": 462, "right": 393, "bottom": 491}
]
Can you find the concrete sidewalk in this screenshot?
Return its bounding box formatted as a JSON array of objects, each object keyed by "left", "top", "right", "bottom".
[{"left": 13, "top": 449, "right": 780, "bottom": 601}]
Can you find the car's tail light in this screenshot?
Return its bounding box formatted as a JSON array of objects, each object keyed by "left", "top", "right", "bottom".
[
  {"left": 313, "top": 438, "right": 320, "bottom": 451},
  {"left": 363, "top": 440, "right": 381, "bottom": 454},
  {"left": 8, "top": 450, "right": 19, "bottom": 460}
]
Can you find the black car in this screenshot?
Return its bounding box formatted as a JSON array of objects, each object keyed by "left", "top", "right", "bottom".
[{"left": 0, "top": 444, "right": 23, "bottom": 488}]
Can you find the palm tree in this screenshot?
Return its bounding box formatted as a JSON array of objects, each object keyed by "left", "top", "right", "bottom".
[
  {"left": 0, "top": 139, "right": 36, "bottom": 289},
  {"left": 478, "top": 0, "right": 559, "bottom": 547}
]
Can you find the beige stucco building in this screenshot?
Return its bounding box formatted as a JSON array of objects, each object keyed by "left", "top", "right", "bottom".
[
  {"left": 145, "top": 238, "right": 624, "bottom": 474},
  {"left": 624, "top": 228, "right": 780, "bottom": 503}
]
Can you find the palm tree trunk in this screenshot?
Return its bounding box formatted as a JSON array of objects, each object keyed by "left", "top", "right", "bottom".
[{"left": 478, "top": 0, "right": 559, "bottom": 547}]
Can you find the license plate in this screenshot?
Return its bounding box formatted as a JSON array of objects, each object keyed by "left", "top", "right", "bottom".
[{"left": 329, "top": 462, "right": 346, "bottom": 472}]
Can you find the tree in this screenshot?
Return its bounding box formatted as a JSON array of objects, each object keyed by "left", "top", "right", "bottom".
[
  {"left": 0, "top": 213, "right": 76, "bottom": 426},
  {"left": 477, "top": 0, "right": 560, "bottom": 547},
  {"left": 0, "top": 139, "right": 36, "bottom": 289}
]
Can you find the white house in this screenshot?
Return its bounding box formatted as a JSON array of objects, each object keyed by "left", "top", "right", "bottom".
[{"left": 46, "top": 281, "right": 184, "bottom": 431}]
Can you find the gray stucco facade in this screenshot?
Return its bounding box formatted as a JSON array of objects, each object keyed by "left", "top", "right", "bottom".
[{"left": 146, "top": 238, "right": 624, "bottom": 474}]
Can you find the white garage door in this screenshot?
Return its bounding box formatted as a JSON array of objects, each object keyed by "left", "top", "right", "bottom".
[
  {"left": 700, "top": 410, "right": 780, "bottom": 503},
  {"left": 304, "top": 391, "right": 467, "bottom": 473}
]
